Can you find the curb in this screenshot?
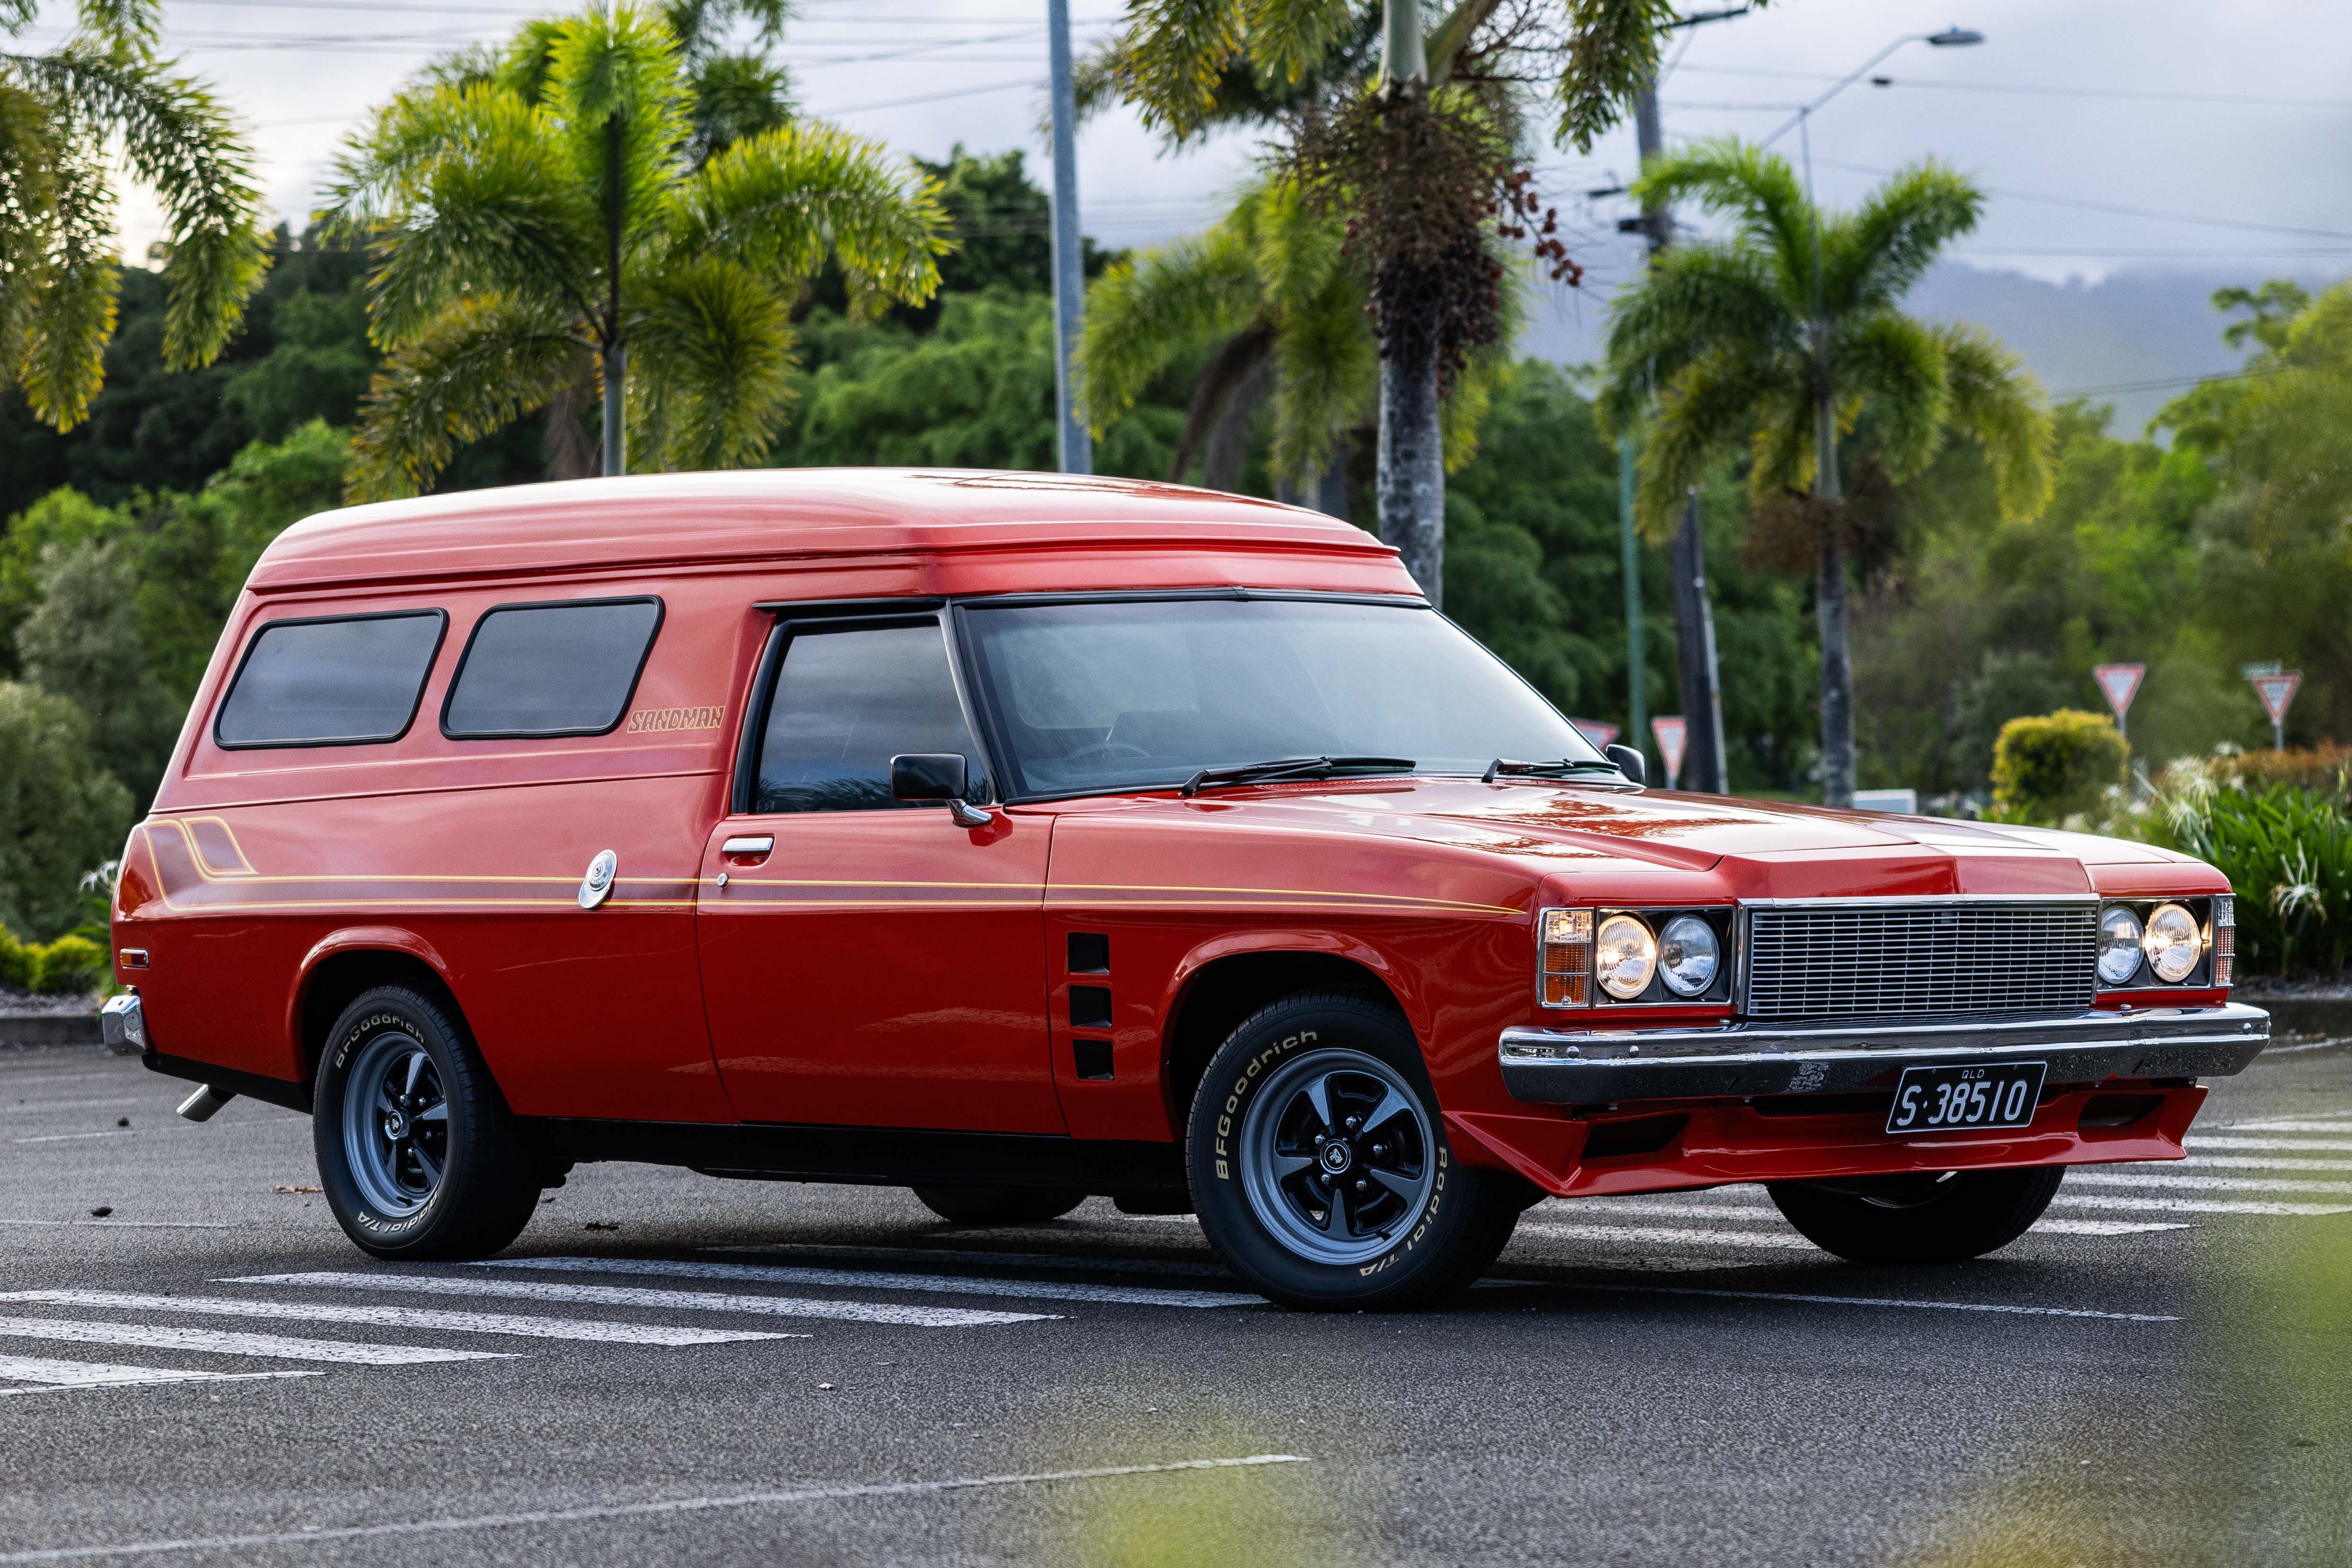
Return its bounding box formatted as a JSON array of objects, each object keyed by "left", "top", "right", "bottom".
[{"left": 0, "top": 1013, "right": 103, "bottom": 1049}]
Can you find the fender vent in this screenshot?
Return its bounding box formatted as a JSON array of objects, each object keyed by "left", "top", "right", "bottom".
[{"left": 1581, "top": 1113, "right": 1689, "bottom": 1161}]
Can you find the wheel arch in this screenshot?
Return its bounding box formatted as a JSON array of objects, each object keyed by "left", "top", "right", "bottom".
[
  {"left": 290, "top": 929, "right": 465, "bottom": 1093},
  {"left": 1157, "top": 935, "right": 1425, "bottom": 1138}
]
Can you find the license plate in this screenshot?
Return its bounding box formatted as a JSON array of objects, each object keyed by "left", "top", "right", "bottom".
[{"left": 1885, "top": 1061, "right": 2046, "bottom": 1134}]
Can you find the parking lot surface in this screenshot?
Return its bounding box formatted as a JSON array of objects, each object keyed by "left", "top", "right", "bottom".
[{"left": 2, "top": 1027, "right": 2347, "bottom": 1566}]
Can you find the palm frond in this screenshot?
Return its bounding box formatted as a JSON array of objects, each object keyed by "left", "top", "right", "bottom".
[
  {"left": 1747, "top": 381, "right": 1815, "bottom": 498},
  {"left": 1269, "top": 264, "right": 1373, "bottom": 486},
  {"left": 71, "top": 0, "right": 159, "bottom": 49},
  {"left": 1632, "top": 137, "right": 1814, "bottom": 301},
  {"left": 1241, "top": 174, "right": 1344, "bottom": 322},
  {"left": 678, "top": 120, "right": 947, "bottom": 312},
  {"left": 1827, "top": 158, "right": 1981, "bottom": 315},
  {"left": 1241, "top": 0, "right": 1354, "bottom": 87},
  {"left": 628, "top": 255, "right": 796, "bottom": 471},
  {"left": 1936, "top": 320, "right": 2053, "bottom": 519},
  {"left": 10, "top": 126, "right": 118, "bottom": 428},
  {"left": 544, "top": 2, "right": 691, "bottom": 239},
  {"left": 1597, "top": 240, "right": 1798, "bottom": 435},
  {"left": 1108, "top": 0, "right": 1247, "bottom": 141},
  {"left": 1555, "top": 0, "right": 1680, "bottom": 152},
  {"left": 1075, "top": 225, "right": 1256, "bottom": 426},
  {"left": 348, "top": 292, "right": 592, "bottom": 500},
  {"left": 1833, "top": 310, "right": 1948, "bottom": 480},
  {"left": 1638, "top": 346, "right": 1786, "bottom": 537}
]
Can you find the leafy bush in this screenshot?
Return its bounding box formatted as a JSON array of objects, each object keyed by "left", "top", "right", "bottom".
[
  {"left": 0, "top": 681, "right": 134, "bottom": 941},
  {"left": 2211, "top": 743, "right": 2352, "bottom": 799},
  {"left": 2151, "top": 766, "right": 2352, "bottom": 976},
  {"left": 1990, "top": 709, "right": 2131, "bottom": 823},
  {"left": 0, "top": 927, "right": 107, "bottom": 996}
]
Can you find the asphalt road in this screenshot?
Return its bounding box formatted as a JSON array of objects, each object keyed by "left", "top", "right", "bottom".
[{"left": 2, "top": 1024, "right": 2347, "bottom": 1567}]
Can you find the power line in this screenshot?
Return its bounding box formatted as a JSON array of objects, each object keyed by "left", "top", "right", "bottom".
[
  {"left": 1673, "top": 61, "right": 2352, "bottom": 111},
  {"left": 1812, "top": 157, "right": 2352, "bottom": 243},
  {"left": 2050, "top": 367, "right": 2272, "bottom": 398},
  {"left": 812, "top": 76, "right": 1041, "bottom": 116}
]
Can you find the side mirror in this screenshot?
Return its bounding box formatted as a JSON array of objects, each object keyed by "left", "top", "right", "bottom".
[
  {"left": 890, "top": 753, "right": 993, "bottom": 827},
  {"left": 1605, "top": 743, "right": 1646, "bottom": 787}
]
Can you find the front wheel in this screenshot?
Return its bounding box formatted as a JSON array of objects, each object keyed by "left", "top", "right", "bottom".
[
  {"left": 1766, "top": 1165, "right": 2066, "bottom": 1264},
  {"left": 313, "top": 985, "right": 540, "bottom": 1260},
  {"left": 1187, "top": 991, "right": 1528, "bottom": 1310}
]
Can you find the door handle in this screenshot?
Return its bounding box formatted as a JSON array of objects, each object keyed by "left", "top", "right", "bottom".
[{"left": 722, "top": 836, "right": 774, "bottom": 856}]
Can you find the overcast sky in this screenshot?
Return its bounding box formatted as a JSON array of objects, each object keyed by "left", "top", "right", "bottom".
[{"left": 38, "top": 0, "right": 2352, "bottom": 337}]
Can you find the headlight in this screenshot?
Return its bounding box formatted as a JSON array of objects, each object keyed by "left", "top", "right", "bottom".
[
  {"left": 2144, "top": 902, "right": 2204, "bottom": 984},
  {"left": 2096, "top": 904, "right": 2144, "bottom": 986},
  {"left": 1595, "top": 914, "right": 1657, "bottom": 1000},
  {"left": 1657, "top": 915, "right": 1720, "bottom": 997}
]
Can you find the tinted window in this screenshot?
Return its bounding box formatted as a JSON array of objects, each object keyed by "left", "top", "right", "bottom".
[
  {"left": 443, "top": 598, "right": 663, "bottom": 738},
  {"left": 753, "top": 623, "right": 987, "bottom": 813},
  {"left": 215, "top": 611, "right": 446, "bottom": 748},
  {"left": 966, "top": 598, "right": 1599, "bottom": 796}
]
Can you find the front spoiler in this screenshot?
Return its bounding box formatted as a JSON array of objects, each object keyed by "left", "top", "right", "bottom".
[{"left": 1497, "top": 1003, "right": 2270, "bottom": 1105}]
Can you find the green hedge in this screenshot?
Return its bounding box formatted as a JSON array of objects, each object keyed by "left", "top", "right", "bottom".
[
  {"left": 0, "top": 928, "right": 107, "bottom": 996},
  {"left": 1990, "top": 709, "right": 2130, "bottom": 823}
]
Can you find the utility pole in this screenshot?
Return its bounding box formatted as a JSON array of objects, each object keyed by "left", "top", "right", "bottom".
[
  {"left": 1045, "top": 0, "right": 1091, "bottom": 474},
  {"left": 1619, "top": 442, "right": 1646, "bottom": 767}
]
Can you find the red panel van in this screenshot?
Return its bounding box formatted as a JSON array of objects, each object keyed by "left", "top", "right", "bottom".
[{"left": 111, "top": 471, "right": 2268, "bottom": 1308}]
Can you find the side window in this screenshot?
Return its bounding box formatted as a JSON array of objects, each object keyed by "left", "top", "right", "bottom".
[
  {"left": 753, "top": 622, "right": 988, "bottom": 814},
  {"left": 215, "top": 610, "right": 447, "bottom": 749},
  {"left": 443, "top": 598, "right": 663, "bottom": 739}
]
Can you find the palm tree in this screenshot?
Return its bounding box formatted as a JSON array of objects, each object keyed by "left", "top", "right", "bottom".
[
  {"left": 1598, "top": 139, "right": 2053, "bottom": 807},
  {"left": 1097, "top": 0, "right": 1681, "bottom": 606},
  {"left": 1078, "top": 178, "right": 1369, "bottom": 501},
  {"left": 323, "top": 1, "right": 948, "bottom": 499},
  {"left": 0, "top": 0, "right": 270, "bottom": 430}
]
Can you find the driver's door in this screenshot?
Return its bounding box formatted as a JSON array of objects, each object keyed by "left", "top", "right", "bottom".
[{"left": 695, "top": 612, "right": 1064, "bottom": 1134}]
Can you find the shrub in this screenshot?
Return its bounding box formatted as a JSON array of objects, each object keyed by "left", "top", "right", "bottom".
[
  {"left": 1990, "top": 709, "right": 2131, "bottom": 824},
  {"left": 0, "top": 681, "right": 135, "bottom": 941},
  {"left": 2150, "top": 768, "right": 2352, "bottom": 976},
  {"left": 2211, "top": 743, "right": 2352, "bottom": 799},
  {"left": 0, "top": 927, "right": 109, "bottom": 997}
]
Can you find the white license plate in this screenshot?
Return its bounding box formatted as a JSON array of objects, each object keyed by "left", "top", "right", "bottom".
[{"left": 1885, "top": 1062, "right": 2046, "bottom": 1134}]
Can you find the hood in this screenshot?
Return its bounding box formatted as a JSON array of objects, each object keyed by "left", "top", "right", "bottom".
[{"left": 1052, "top": 779, "right": 2185, "bottom": 900}]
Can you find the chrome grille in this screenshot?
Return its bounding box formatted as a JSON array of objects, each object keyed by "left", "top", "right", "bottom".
[{"left": 1742, "top": 900, "right": 2096, "bottom": 1020}]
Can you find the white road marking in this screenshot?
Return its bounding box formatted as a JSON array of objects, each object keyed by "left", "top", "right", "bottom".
[
  {"left": 231, "top": 1272, "right": 1059, "bottom": 1329},
  {"left": 480, "top": 1256, "right": 1260, "bottom": 1309},
  {"left": 0, "top": 1317, "right": 514, "bottom": 1366},
  {"left": 2053, "top": 1195, "right": 2352, "bottom": 1217},
  {"left": 0, "top": 1291, "right": 801, "bottom": 1347},
  {"left": 1492, "top": 1281, "right": 2180, "bottom": 1323},
  {"left": 13, "top": 1131, "right": 136, "bottom": 1145},
  {"left": 0, "top": 1220, "right": 243, "bottom": 1230},
  {"left": 2188, "top": 1136, "right": 2352, "bottom": 1153},
  {"left": 2228, "top": 1120, "right": 2352, "bottom": 1133},
  {"left": 0, "top": 1097, "right": 142, "bottom": 1113},
  {"left": 709, "top": 1243, "right": 1238, "bottom": 1280},
  {"left": 2033, "top": 1219, "right": 2191, "bottom": 1235},
  {"left": 1547, "top": 1198, "right": 1776, "bottom": 1222},
  {"left": 1514, "top": 1222, "right": 1818, "bottom": 1250},
  {"left": 2068, "top": 1170, "right": 2352, "bottom": 1196},
  {"left": 0, "top": 1454, "right": 1311, "bottom": 1564},
  {"left": 0, "top": 1355, "right": 323, "bottom": 1392},
  {"left": 2233, "top": 1109, "right": 2352, "bottom": 1124},
  {"left": 2186, "top": 1154, "right": 2352, "bottom": 1173}
]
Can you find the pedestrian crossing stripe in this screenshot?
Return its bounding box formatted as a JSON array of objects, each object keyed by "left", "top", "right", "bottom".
[
  {"left": 0, "top": 1356, "right": 321, "bottom": 1396},
  {"left": 0, "top": 1290, "right": 804, "bottom": 1346},
  {"left": 0, "top": 1317, "right": 514, "bottom": 1366},
  {"left": 472, "top": 1256, "right": 1261, "bottom": 1309},
  {"left": 227, "top": 1272, "right": 1060, "bottom": 1329}
]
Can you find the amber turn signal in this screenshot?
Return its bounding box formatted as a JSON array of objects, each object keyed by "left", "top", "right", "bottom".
[{"left": 1539, "top": 907, "right": 1592, "bottom": 1007}]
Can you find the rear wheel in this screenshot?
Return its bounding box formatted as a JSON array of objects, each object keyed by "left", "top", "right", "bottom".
[
  {"left": 1186, "top": 990, "right": 1529, "bottom": 1310},
  {"left": 313, "top": 985, "right": 540, "bottom": 1260},
  {"left": 911, "top": 1186, "right": 1087, "bottom": 1224},
  {"left": 1766, "top": 1165, "right": 2065, "bottom": 1264}
]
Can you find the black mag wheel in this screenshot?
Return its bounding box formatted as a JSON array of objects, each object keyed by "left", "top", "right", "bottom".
[
  {"left": 313, "top": 985, "right": 541, "bottom": 1260},
  {"left": 1766, "top": 1165, "right": 2067, "bottom": 1264},
  {"left": 1187, "top": 990, "right": 1531, "bottom": 1311}
]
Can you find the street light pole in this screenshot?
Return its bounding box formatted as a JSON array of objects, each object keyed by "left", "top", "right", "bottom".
[{"left": 1046, "top": 0, "right": 1091, "bottom": 475}]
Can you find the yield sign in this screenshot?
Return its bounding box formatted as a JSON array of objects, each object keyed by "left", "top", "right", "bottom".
[
  {"left": 2251, "top": 670, "right": 2302, "bottom": 725},
  {"left": 1651, "top": 716, "right": 1687, "bottom": 788},
  {"left": 2093, "top": 663, "right": 2144, "bottom": 721},
  {"left": 1572, "top": 718, "right": 1620, "bottom": 750}
]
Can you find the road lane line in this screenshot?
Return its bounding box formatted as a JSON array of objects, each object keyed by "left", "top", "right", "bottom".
[
  {"left": 2185, "top": 1155, "right": 2352, "bottom": 1173},
  {"left": 1545, "top": 1198, "right": 1777, "bottom": 1222},
  {"left": 0, "top": 1454, "right": 1311, "bottom": 1563},
  {"left": 1514, "top": 1223, "right": 1818, "bottom": 1250},
  {"left": 2067, "top": 1171, "right": 2352, "bottom": 1196},
  {"left": 229, "top": 1272, "right": 1059, "bottom": 1329},
  {"left": 13, "top": 1131, "right": 136, "bottom": 1145},
  {"left": 0, "top": 1355, "right": 323, "bottom": 1392},
  {"left": 0, "top": 1291, "right": 801, "bottom": 1347},
  {"left": 1485, "top": 1281, "right": 2180, "bottom": 1322},
  {"left": 0, "top": 1220, "right": 244, "bottom": 1230},
  {"left": 2052, "top": 1195, "right": 2352, "bottom": 1217},
  {"left": 0, "top": 1097, "right": 142, "bottom": 1114},
  {"left": 2187, "top": 1136, "right": 2352, "bottom": 1153},
  {"left": 477, "top": 1256, "right": 1260, "bottom": 1309},
  {"left": 706, "top": 1244, "right": 1238, "bottom": 1280},
  {"left": 2033, "top": 1219, "right": 2190, "bottom": 1235},
  {"left": 0, "top": 1317, "right": 514, "bottom": 1366},
  {"left": 2224, "top": 1120, "right": 2352, "bottom": 1133}
]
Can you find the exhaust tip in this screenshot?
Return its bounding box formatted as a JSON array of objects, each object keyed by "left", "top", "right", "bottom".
[{"left": 175, "top": 1085, "right": 235, "bottom": 1123}]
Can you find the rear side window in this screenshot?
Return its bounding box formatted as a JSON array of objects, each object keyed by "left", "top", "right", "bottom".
[
  {"left": 753, "top": 621, "right": 988, "bottom": 813},
  {"left": 215, "top": 610, "right": 447, "bottom": 749},
  {"left": 442, "top": 598, "right": 664, "bottom": 739}
]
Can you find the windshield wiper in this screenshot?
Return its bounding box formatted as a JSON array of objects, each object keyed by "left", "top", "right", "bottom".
[
  {"left": 1179, "top": 755, "right": 1418, "bottom": 798},
  {"left": 1483, "top": 757, "right": 1627, "bottom": 783}
]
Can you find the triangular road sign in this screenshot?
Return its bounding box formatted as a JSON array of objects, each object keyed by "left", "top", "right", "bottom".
[
  {"left": 2251, "top": 671, "right": 2301, "bottom": 725},
  {"left": 1651, "top": 716, "right": 1687, "bottom": 788},
  {"left": 1572, "top": 718, "right": 1620, "bottom": 751},
  {"left": 2093, "top": 663, "right": 2144, "bottom": 719}
]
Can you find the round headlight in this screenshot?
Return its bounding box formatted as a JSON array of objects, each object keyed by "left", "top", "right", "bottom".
[
  {"left": 2096, "top": 904, "right": 2144, "bottom": 986},
  {"left": 1657, "top": 915, "right": 1721, "bottom": 997},
  {"left": 1595, "top": 915, "right": 1657, "bottom": 1000},
  {"left": 2144, "top": 902, "right": 2204, "bottom": 984}
]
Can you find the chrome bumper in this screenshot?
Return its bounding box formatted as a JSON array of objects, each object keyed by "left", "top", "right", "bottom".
[
  {"left": 1497, "top": 1003, "right": 2270, "bottom": 1105},
  {"left": 99, "top": 992, "right": 147, "bottom": 1056}
]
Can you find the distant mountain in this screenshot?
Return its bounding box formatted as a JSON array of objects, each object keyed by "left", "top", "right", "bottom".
[{"left": 1520, "top": 262, "right": 2346, "bottom": 436}]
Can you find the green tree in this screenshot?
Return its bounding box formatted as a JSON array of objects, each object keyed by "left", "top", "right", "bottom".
[
  {"left": 1599, "top": 139, "right": 2053, "bottom": 806},
  {"left": 322, "top": 1, "right": 950, "bottom": 496},
  {"left": 1097, "top": 0, "right": 1684, "bottom": 605},
  {"left": 0, "top": 679, "right": 131, "bottom": 941},
  {"left": 0, "top": 0, "right": 270, "bottom": 430},
  {"left": 17, "top": 535, "right": 181, "bottom": 804}
]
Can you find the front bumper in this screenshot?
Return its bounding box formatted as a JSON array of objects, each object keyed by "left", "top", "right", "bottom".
[{"left": 1498, "top": 1002, "right": 2269, "bottom": 1105}]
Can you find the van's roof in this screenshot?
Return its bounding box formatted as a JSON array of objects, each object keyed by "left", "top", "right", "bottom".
[{"left": 248, "top": 469, "right": 1413, "bottom": 598}]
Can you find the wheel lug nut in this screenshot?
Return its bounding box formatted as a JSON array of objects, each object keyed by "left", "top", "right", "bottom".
[
  {"left": 1345, "top": 1116, "right": 1360, "bottom": 1130},
  {"left": 1354, "top": 1179, "right": 1367, "bottom": 1192},
  {"left": 1313, "top": 1134, "right": 1326, "bottom": 1146}
]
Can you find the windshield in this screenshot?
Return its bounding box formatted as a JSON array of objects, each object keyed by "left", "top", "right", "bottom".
[{"left": 963, "top": 597, "right": 1608, "bottom": 797}]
